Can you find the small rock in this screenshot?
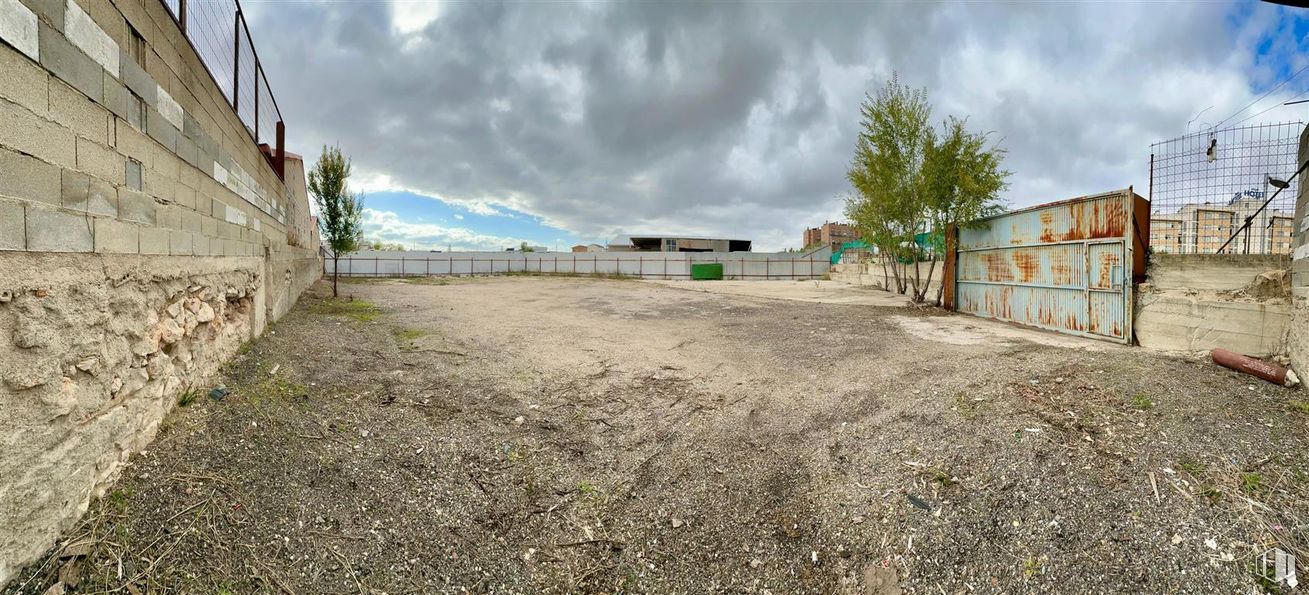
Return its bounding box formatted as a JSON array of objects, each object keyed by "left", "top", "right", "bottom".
[
  {"left": 1204, "top": 538, "right": 1218, "bottom": 550},
  {"left": 750, "top": 558, "right": 762, "bottom": 569},
  {"left": 1055, "top": 377, "right": 1065, "bottom": 384},
  {"left": 160, "top": 319, "right": 184, "bottom": 344},
  {"left": 165, "top": 301, "right": 182, "bottom": 318},
  {"left": 513, "top": 416, "right": 525, "bottom": 425},
  {"left": 75, "top": 358, "right": 98, "bottom": 372},
  {"left": 195, "top": 303, "right": 216, "bottom": 323},
  {"left": 852, "top": 515, "right": 864, "bottom": 525},
  {"left": 360, "top": 429, "right": 370, "bottom": 438},
  {"left": 671, "top": 518, "right": 683, "bottom": 528},
  {"left": 1171, "top": 534, "right": 1184, "bottom": 545}
]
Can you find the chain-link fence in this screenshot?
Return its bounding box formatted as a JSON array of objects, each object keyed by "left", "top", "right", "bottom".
[{"left": 1148, "top": 121, "right": 1302, "bottom": 255}]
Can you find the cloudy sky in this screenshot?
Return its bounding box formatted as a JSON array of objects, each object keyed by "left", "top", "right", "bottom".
[{"left": 243, "top": 1, "right": 1309, "bottom": 252}]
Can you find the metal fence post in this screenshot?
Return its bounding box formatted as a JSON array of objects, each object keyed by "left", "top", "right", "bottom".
[
  {"left": 179, "top": 0, "right": 188, "bottom": 32},
  {"left": 232, "top": 9, "right": 241, "bottom": 112}
]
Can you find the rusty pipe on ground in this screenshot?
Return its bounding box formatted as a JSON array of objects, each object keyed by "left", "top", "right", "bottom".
[{"left": 1211, "top": 349, "right": 1300, "bottom": 387}]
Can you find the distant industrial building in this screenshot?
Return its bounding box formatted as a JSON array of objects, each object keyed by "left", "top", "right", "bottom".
[
  {"left": 607, "top": 235, "right": 752, "bottom": 252},
  {"left": 803, "top": 221, "right": 859, "bottom": 252},
  {"left": 571, "top": 244, "right": 605, "bottom": 253}
]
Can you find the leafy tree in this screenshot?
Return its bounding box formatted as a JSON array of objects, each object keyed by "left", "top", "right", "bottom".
[
  {"left": 845, "top": 73, "right": 931, "bottom": 295},
  {"left": 845, "top": 74, "right": 1008, "bottom": 304},
  {"left": 519, "top": 241, "right": 535, "bottom": 253},
  {"left": 920, "top": 116, "right": 1009, "bottom": 304},
  {"left": 365, "top": 239, "right": 407, "bottom": 251},
  {"left": 309, "top": 145, "right": 364, "bottom": 297}
]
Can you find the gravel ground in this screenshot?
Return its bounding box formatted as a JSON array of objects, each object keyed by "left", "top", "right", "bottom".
[{"left": 7, "top": 276, "right": 1309, "bottom": 594}]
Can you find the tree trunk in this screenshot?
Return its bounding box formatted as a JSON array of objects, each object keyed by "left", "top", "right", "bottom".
[
  {"left": 934, "top": 261, "right": 946, "bottom": 307},
  {"left": 910, "top": 255, "right": 924, "bottom": 302},
  {"left": 916, "top": 259, "right": 937, "bottom": 304},
  {"left": 332, "top": 255, "right": 340, "bottom": 297},
  {"left": 890, "top": 253, "right": 904, "bottom": 294},
  {"left": 880, "top": 255, "right": 890, "bottom": 292}
]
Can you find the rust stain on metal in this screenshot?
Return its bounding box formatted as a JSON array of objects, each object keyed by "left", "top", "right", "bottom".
[
  {"left": 981, "top": 253, "right": 1014, "bottom": 282},
  {"left": 1013, "top": 251, "right": 1039, "bottom": 283},
  {"left": 1094, "top": 251, "right": 1120, "bottom": 289}
]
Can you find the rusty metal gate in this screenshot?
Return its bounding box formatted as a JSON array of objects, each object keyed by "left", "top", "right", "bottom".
[{"left": 949, "top": 189, "right": 1147, "bottom": 343}]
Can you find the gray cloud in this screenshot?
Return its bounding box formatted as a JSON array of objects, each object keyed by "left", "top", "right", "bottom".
[{"left": 244, "top": 1, "right": 1306, "bottom": 250}]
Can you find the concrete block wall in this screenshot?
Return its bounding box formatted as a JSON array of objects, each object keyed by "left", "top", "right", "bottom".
[
  {"left": 0, "top": 0, "right": 321, "bottom": 584},
  {"left": 1136, "top": 254, "right": 1293, "bottom": 357},
  {"left": 1289, "top": 126, "right": 1309, "bottom": 377}
]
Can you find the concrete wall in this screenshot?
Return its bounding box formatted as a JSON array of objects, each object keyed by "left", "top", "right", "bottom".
[
  {"left": 1135, "top": 255, "right": 1291, "bottom": 356},
  {"left": 327, "top": 249, "right": 833, "bottom": 280},
  {"left": 0, "top": 0, "right": 320, "bottom": 584},
  {"left": 1288, "top": 126, "right": 1309, "bottom": 378},
  {"left": 830, "top": 261, "right": 944, "bottom": 295}
]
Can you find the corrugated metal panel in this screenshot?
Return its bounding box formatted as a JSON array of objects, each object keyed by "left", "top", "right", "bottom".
[{"left": 952, "top": 189, "right": 1136, "bottom": 343}]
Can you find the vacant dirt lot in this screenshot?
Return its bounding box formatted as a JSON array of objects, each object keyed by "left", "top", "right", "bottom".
[{"left": 8, "top": 276, "right": 1309, "bottom": 594}]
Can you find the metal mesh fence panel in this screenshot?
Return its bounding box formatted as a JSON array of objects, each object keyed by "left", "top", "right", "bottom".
[{"left": 1149, "top": 121, "right": 1302, "bottom": 255}]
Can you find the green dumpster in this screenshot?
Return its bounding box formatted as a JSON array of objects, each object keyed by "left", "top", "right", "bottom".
[{"left": 690, "top": 263, "right": 724, "bottom": 280}]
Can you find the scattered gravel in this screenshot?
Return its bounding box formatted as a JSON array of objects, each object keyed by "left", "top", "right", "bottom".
[{"left": 7, "top": 277, "right": 1308, "bottom": 594}]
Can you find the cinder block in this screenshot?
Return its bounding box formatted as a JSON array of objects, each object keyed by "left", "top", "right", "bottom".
[
  {"left": 143, "top": 167, "right": 174, "bottom": 201},
  {"left": 0, "top": 92, "right": 75, "bottom": 166},
  {"left": 113, "top": 122, "right": 150, "bottom": 166},
  {"left": 156, "top": 203, "right": 180, "bottom": 229},
  {"left": 124, "top": 157, "right": 142, "bottom": 190},
  {"left": 51, "top": 78, "right": 109, "bottom": 144},
  {"left": 63, "top": 0, "right": 118, "bottom": 75},
  {"left": 0, "top": 198, "right": 24, "bottom": 249},
  {"left": 156, "top": 85, "right": 182, "bottom": 129},
  {"left": 192, "top": 233, "right": 209, "bottom": 256},
  {"left": 37, "top": 21, "right": 102, "bottom": 102},
  {"left": 144, "top": 105, "right": 176, "bottom": 151},
  {"left": 102, "top": 70, "right": 127, "bottom": 120},
  {"left": 74, "top": 136, "right": 123, "bottom": 184},
  {"left": 118, "top": 50, "right": 155, "bottom": 104},
  {"left": 17, "top": 0, "right": 62, "bottom": 31},
  {"left": 138, "top": 226, "right": 167, "bottom": 254},
  {"left": 93, "top": 216, "right": 137, "bottom": 253},
  {"left": 0, "top": 146, "right": 59, "bottom": 205},
  {"left": 180, "top": 208, "right": 201, "bottom": 233},
  {"left": 176, "top": 134, "right": 198, "bottom": 169},
  {"left": 25, "top": 203, "right": 93, "bottom": 252},
  {"left": 168, "top": 229, "right": 191, "bottom": 255},
  {"left": 0, "top": 40, "right": 47, "bottom": 116},
  {"left": 225, "top": 203, "right": 247, "bottom": 226},
  {"left": 117, "top": 187, "right": 154, "bottom": 224},
  {"left": 174, "top": 182, "right": 195, "bottom": 210},
  {"left": 181, "top": 111, "right": 200, "bottom": 140},
  {"left": 201, "top": 214, "right": 217, "bottom": 237},
  {"left": 60, "top": 169, "right": 116, "bottom": 216},
  {"left": 1, "top": 0, "right": 39, "bottom": 62}
]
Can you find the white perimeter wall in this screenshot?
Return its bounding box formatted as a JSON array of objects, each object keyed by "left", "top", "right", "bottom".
[{"left": 326, "top": 248, "right": 833, "bottom": 280}]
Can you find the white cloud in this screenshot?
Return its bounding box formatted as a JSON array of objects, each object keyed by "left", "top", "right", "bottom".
[
  {"left": 361, "top": 208, "right": 528, "bottom": 251},
  {"left": 252, "top": 2, "right": 1309, "bottom": 252},
  {"left": 391, "top": 0, "right": 443, "bottom": 36}
]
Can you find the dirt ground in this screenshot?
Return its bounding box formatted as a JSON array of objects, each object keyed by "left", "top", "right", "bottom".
[{"left": 8, "top": 276, "right": 1309, "bottom": 594}]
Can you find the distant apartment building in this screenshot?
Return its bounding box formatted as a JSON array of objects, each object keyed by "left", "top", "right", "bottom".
[
  {"left": 803, "top": 221, "right": 858, "bottom": 252},
  {"left": 1149, "top": 217, "right": 1183, "bottom": 254},
  {"left": 1148, "top": 197, "right": 1294, "bottom": 254}
]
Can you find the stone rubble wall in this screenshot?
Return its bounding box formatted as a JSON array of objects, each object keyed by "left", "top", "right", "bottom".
[{"left": 0, "top": 0, "right": 321, "bottom": 584}]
